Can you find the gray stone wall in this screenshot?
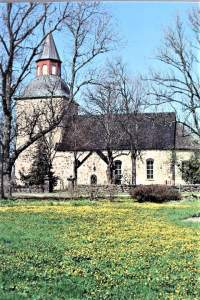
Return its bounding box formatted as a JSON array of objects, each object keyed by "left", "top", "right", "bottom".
[
  {"left": 74, "top": 184, "right": 134, "bottom": 194},
  {"left": 14, "top": 183, "right": 200, "bottom": 197},
  {"left": 69, "top": 184, "right": 133, "bottom": 199},
  {"left": 175, "top": 185, "right": 200, "bottom": 192},
  {"left": 14, "top": 179, "right": 49, "bottom": 193},
  {"left": 73, "top": 184, "right": 200, "bottom": 195}
]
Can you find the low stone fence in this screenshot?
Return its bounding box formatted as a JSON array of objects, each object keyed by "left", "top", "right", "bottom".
[
  {"left": 14, "top": 185, "right": 45, "bottom": 193},
  {"left": 64, "top": 184, "right": 134, "bottom": 199},
  {"left": 14, "top": 181, "right": 49, "bottom": 193},
  {"left": 73, "top": 184, "right": 133, "bottom": 194},
  {"left": 13, "top": 183, "right": 200, "bottom": 198},
  {"left": 175, "top": 185, "right": 200, "bottom": 193},
  {"left": 72, "top": 184, "right": 200, "bottom": 195}
]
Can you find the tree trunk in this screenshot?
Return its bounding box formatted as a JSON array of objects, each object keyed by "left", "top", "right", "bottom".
[
  {"left": 0, "top": 160, "right": 12, "bottom": 199},
  {"left": 73, "top": 159, "right": 78, "bottom": 187},
  {"left": 48, "top": 172, "right": 53, "bottom": 193},
  {"left": 107, "top": 150, "right": 114, "bottom": 184},
  {"left": 1, "top": 98, "right": 12, "bottom": 199},
  {"left": 106, "top": 165, "right": 113, "bottom": 184},
  {"left": 0, "top": 160, "right": 4, "bottom": 199},
  {"left": 171, "top": 149, "right": 176, "bottom": 185},
  {"left": 131, "top": 151, "right": 137, "bottom": 186}
]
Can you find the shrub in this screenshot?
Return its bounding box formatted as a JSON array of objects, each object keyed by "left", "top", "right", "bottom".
[
  {"left": 179, "top": 151, "right": 200, "bottom": 184},
  {"left": 130, "top": 185, "right": 181, "bottom": 203}
]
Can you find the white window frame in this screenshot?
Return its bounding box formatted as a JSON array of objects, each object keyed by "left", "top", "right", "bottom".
[
  {"left": 114, "top": 160, "right": 122, "bottom": 184},
  {"left": 42, "top": 64, "right": 48, "bottom": 75},
  {"left": 51, "top": 64, "right": 57, "bottom": 75},
  {"left": 146, "top": 159, "right": 154, "bottom": 180}
]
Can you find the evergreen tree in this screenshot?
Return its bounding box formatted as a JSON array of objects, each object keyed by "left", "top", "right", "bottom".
[{"left": 20, "top": 140, "right": 57, "bottom": 192}]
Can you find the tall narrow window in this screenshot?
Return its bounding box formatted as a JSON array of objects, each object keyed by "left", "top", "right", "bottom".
[
  {"left": 52, "top": 64, "right": 57, "bottom": 75},
  {"left": 37, "top": 66, "right": 40, "bottom": 76},
  {"left": 146, "top": 159, "right": 154, "bottom": 179},
  {"left": 42, "top": 64, "right": 48, "bottom": 75},
  {"left": 114, "top": 160, "right": 122, "bottom": 185}
]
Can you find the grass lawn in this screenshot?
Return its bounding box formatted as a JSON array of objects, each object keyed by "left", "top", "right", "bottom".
[{"left": 0, "top": 199, "right": 200, "bottom": 300}]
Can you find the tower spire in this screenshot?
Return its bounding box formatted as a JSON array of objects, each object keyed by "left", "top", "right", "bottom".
[{"left": 36, "top": 33, "right": 61, "bottom": 77}]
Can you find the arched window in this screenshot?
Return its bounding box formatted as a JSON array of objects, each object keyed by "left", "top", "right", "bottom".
[
  {"left": 42, "top": 64, "right": 48, "bottom": 75},
  {"left": 114, "top": 160, "right": 122, "bottom": 185},
  {"left": 146, "top": 159, "right": 154, "bottom": 179},
  {"left": 90, "top": 174, "right": 97, "bottom": 185},
  {"left": 51, "top": 64, "right": 57, "bottom": 75}
]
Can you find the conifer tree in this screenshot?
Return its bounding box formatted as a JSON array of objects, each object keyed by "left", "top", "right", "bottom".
[{"left": 20, "top": 140, "right": 57, "bottom": 192}]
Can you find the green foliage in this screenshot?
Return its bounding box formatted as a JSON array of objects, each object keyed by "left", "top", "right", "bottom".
[
  {"left": 180, "top": 151, "right": 200, "bottom": 184},
  {"left": 20, "top": 140, "right": 58, "bottom": 192},
  {"left": 0, "top": 200, "right": 200, "bottom": 299},
  {"left": 130, "top": 185, "right": 181, "bottom": 202}
]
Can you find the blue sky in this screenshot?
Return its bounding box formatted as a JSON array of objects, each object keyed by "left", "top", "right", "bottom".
[
  {"left": 53, "top": 1, "right": 198, "bottom": 79},
  {"left": 50, "top": 1, "right": 198, "bottom": 108},
  {"left": 102, "top": 1, "right": 198, "bottom": 75}
]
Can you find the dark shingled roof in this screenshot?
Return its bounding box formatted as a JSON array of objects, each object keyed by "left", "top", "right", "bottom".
[
  {"left": 36, "top": 33, "right": 61, "bottom": 62},
  {"left": 17, "top": 75, "right": 70, "bottom": 99},
  {"left": 57, "top": 112, "right": 196, "bottom": 151}
]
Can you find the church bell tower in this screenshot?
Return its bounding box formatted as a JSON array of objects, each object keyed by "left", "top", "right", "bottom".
[
  {"left": 15, "top": 32, "right": 78, "bottom": 186},
  {"left": 36, "top": 33, "right": 62, "bottom": 77}
]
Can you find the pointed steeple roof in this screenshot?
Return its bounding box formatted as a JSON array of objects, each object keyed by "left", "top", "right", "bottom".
[{"left": 37, "top": 33, "right": 61, "bottom": 62}]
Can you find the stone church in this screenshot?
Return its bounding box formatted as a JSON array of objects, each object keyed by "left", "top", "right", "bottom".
[{"left": 15, "top": 33, "right": 197, "bottom": 189}]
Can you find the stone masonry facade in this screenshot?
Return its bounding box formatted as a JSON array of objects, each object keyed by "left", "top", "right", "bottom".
[{"left": 14, "top": 33, "right": 197, "bottom": 190}]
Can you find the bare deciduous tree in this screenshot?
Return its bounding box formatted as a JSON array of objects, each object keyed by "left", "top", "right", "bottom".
[
  {"left": 60, "top": 2, "right": 117, "bottom": 185},
  {"left": 64, "top": 1, "right": 117, "bottom": 102},
  {"left": 112, "top": 60, "right": 147, "bottom": 185},
  {"left": 85, "top": 65, "right": 126, "bottom": 184},
  {"left": 86, "top": 60, "right": 148, "bottom": 185},
  {"left": 147, "top": 9, "right": 200, "bottom": 140},
  {"left": 0, "top": 3, "right": 70, "bottom": 198},
  {"left": 65, "top": 114, "right": 93, "bottom": 186}
]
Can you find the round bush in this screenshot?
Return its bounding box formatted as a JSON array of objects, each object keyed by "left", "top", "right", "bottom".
[{"left": 130, "top": 185, "right": 181, "bottom": 203}]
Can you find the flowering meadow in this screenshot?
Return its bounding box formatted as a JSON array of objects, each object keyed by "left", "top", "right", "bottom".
[{"left": 0, "top": 199, "right": 200, "bottom": 299}]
